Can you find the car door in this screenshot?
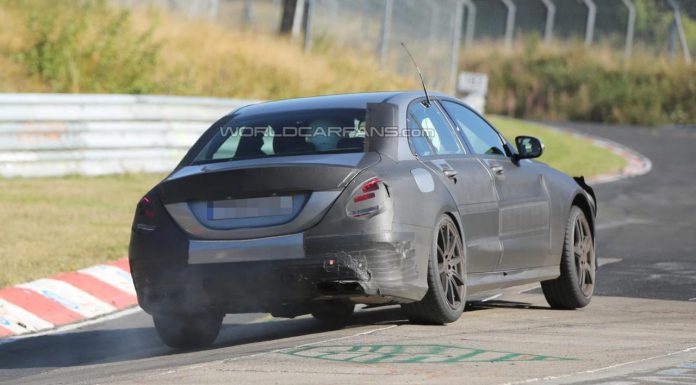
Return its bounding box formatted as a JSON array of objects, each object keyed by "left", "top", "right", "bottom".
[
  {"left": 439, "top": 100, "right": 552, "bottom": 271},
  {"left": 406, "top": 99, "right": 502, "bottom": 273}
]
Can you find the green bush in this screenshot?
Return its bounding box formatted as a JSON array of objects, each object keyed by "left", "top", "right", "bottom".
[
  {"left": 462, "top": 41, "right": 696, "bottom": 125},
  {"left": 6, "top": 0, "right": 160, "bottom": 94}
]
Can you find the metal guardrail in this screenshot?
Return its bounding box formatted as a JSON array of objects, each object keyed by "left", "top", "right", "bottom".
[{"left": 0, "top": 94, "right": 258, "bottom": 178}]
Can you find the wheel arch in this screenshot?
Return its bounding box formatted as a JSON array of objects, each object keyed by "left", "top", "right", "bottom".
[
  {"left": 443, "top": 211, "right": 466, "bottom": 247},
  {"left": 440, "top": 210, "right": 469, "bottom": 274},
  {"left": 571, "top": 193, "right": 595, "bottom": 238}
]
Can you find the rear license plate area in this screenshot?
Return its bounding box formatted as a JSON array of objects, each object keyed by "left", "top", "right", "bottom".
[{"left": 207, "top": 196, "right": 293, "bottom": 220}]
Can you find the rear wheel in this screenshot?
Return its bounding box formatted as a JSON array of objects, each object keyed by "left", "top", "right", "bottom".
[
  {"left": 310, "top": 299, "right": 355, "bottom": 321},
  {"left": 153, "top": 313, "right": 223, "bottom": 349},
  {"left": 402, "top": 215, "right": 466, "bottom": 324},
  {"left": 541, "top": 206, "right": 596, "bottom": 309}
]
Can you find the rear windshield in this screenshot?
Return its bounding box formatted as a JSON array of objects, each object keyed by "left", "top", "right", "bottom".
[{"left": 193, "top": 108, "right": 367, "bottom": 164}]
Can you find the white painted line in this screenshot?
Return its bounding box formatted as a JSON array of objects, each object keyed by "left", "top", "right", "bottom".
[
  {"left": 0, "top": 306, "right": 143, "bottom": 345},
  {"left": 0, "top": 298, "right": 53, "bottom": 335},
  {"left": 517, "top": 283, "right": 542, "bottom": 294},
  {"left": 481, "top": 293, "right": 503, "bottom": 302},
  {"left": 79, "top": 264, "right": 137, "bottom": 295},
  {"left": 596, "top": 218, "right": 653, "bottom": 230},
  {"left": 598, "top": 257, "right": 623, "bottom": 267},
  {"left": 46, "top": 305, "right": 142, "bottom": 336},
  {"left": 18, "top": 278, "right": 117, "bottom": 318},
  {"left": 223, "top": 324, "right": 399, "bottom": 363},
  {"left": 503, "top": 345, "right": 696, "bottom": 385},
  {"left": 517, "top": 258, "right": 622, "bottom": 294}
]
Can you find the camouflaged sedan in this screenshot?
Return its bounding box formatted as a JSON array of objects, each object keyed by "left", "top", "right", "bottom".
[{"left": 129, "top": 92, "right": 597, "bottom": 348}]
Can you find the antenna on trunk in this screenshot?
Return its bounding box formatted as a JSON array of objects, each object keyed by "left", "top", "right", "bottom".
[{"left": 401, "top": 42, "right": 431, "bottom": 107}]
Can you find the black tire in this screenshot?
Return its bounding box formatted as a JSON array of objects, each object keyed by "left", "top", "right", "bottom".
[
  {"left": 310, "top": 300, "right": 355, "bottom": 321},
  {"left": 541, "top": 206, "right": 596, "bottom": 309},
  {"left": 402, "top": 215, "right": 466, "bottom": 324},
  {"left": 153, "top": 313, "right": 223, "bottom": 349}
]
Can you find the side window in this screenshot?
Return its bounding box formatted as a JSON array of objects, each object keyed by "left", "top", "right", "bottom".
[
  {"left": 407, "top": 101, "right": 464, "bottom": 156},
  {"left": 407, "top": 126, "right": 433, "bottom": 157},
  {"left": 440, "top": 100, "right": 507, "bottom": 157}
]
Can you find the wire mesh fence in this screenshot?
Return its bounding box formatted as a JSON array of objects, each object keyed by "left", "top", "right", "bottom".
[{"left": 116, "top": 0, "right": 696, "bottom": 92}]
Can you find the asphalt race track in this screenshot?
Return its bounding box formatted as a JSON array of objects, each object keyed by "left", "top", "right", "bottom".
[
  {"left": 562, "top": 122, "right": 696, "bottom": 301},
  {"left": 1, "top": 123, "right": 695, "bottom": 385}
]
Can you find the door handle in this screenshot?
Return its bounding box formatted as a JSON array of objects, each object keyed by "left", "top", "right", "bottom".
[
  {"left": 443, "top": 168, "right": 457, "bottom": 179},
  {"left": 489, "top": 164, "right": 505, "bottom": 176}
]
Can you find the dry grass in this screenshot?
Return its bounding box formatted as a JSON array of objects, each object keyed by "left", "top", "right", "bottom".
[
  {"left": 0, "top": 0, "right": 415, "bottom": 98},
  {"left": 0, "top": 3, "right": 46, "bottom": 92},
  {"left": 146, "top": 12, "right": 415, "bottom": 99},
  {"left": 461, "top": 39, "right": 696, "bottom": 125},
  {"left": 0, "top": 173, "right": 164, "bottom": 287}
]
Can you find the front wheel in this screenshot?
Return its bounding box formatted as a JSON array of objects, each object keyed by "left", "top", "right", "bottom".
[
  {"left": 541, "top": 206, "right": 596, "bottom": 309},
  {"left": 153, "top": 313, "right": 223, "bottom": 349},
  {"left": 402, "top": 215, "right": 466, "bottom": 324}
]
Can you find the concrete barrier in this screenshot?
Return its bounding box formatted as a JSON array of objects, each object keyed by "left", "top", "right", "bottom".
[{"left": 0, "top": 94, "right": 259, "bottom": 177}]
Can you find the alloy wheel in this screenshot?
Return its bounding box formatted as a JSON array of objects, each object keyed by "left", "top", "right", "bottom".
[
  {"left": 574, "top": 213, "right": 595, "bottom": 297},
  {"left": 436, "top": 221, "right": 465, "bottom": 310}
]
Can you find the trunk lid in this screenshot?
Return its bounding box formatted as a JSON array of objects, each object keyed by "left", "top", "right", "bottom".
[{"left": 159, "top": 152, "right": 379, "bottom": 240}]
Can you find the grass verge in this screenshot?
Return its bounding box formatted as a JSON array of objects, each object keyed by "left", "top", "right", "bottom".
[
  {"left": 490, "top": 116, "right": 627, "bottom": 177},
  {"left": 0, "top": 118, "right": 626, "bottom": 287},
  {"left": 0, "top": 173, "right": 164, "bottom": 287}
]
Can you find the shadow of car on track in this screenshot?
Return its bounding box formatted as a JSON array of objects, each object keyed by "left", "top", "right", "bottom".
[
  {"left": 466, "top": 300, "right": 551, "bottom": 312},
  {"left": 0, "top": 306, "right": 410, "bottom": 370},
  {"left": 0, "top": 301, "right": 554, "bottom": 371}
]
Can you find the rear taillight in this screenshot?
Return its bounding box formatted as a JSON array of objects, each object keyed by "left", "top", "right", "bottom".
[
  {"left": 138, "top": 196, "right": 156, "bottom": 219},
  {"left": 351, "top": 177, "right": 383, "bottom": 203},
  {"left": 347, "top": 177, "right": 389, "bottom": 219},
  {"left": 352, "top": 193, "right": 375, "bottom": 203},
  {"left": 361, "top": 178, "right": 382, "bottom": 193},
  {"left": 134, "top": 196, "right": 157, "bottom": 231}
]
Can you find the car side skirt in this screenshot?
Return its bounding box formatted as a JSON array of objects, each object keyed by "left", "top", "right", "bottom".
[{"left": 466, "top": 265, "right": 560, "bottom": 296}]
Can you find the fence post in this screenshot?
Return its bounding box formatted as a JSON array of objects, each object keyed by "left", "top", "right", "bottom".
[
  {"left": 582, "top": 0, "right": 596, "bottom": 48},
  {"left": 667, "top": 0, "right": 692, "bottom": 63},
  {"left": 501, "top": 0, "right": 516, "bottom": 50},
  {"left": 208, "top": 0, "right": 219, "bottom": 21},
  {"left": 242, "top": 0, "right": 255, "bottom": 25},
  {"left": 290, "top": 0, "right": 306, "bottom": 40},
  {"left": 304, "top": 0, "right": 314, "bottom": 52},
  {"left": 463, "top": 0, "right": 476, "bottom": 51},
  {"left": 378, "top": 0, "right": 394, "bottom": 68},
  {"left": 540, "top": 0, "right": 555, "bottom": 45},
  {"left": 450, "top": 1, "right": 465, "bottom": 94},
  {"left": 621, "top": 0, "right": 635, "bottom": 60}
]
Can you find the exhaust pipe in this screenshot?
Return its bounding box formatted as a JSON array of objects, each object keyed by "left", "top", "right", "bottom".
[{"left": 316, "top": 281, "right": 363, "bottom": 296}]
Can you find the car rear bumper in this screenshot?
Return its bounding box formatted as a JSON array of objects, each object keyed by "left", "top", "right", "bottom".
[{"left": 130, "top": 230, "right": 422, "bottom": 316}]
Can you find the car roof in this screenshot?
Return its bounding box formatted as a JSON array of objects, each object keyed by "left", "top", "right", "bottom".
[{"left": 232, "top": 91, "right": 449, "bottom": 118}]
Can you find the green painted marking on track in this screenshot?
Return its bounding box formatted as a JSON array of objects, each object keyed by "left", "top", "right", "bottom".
[
  {"left": 489, "top": 353, "right": 522, "bottom": 362},
  {"left": 281, "top": 344, "right": 575, "bottom": 364},
  {"left": 441, "top": 349, "right": 488, "bottom": 363}
]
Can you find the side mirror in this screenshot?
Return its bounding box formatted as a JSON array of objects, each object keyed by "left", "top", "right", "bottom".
[{"left": 514, "top": 136, "right": 544, "bottom": 160}]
